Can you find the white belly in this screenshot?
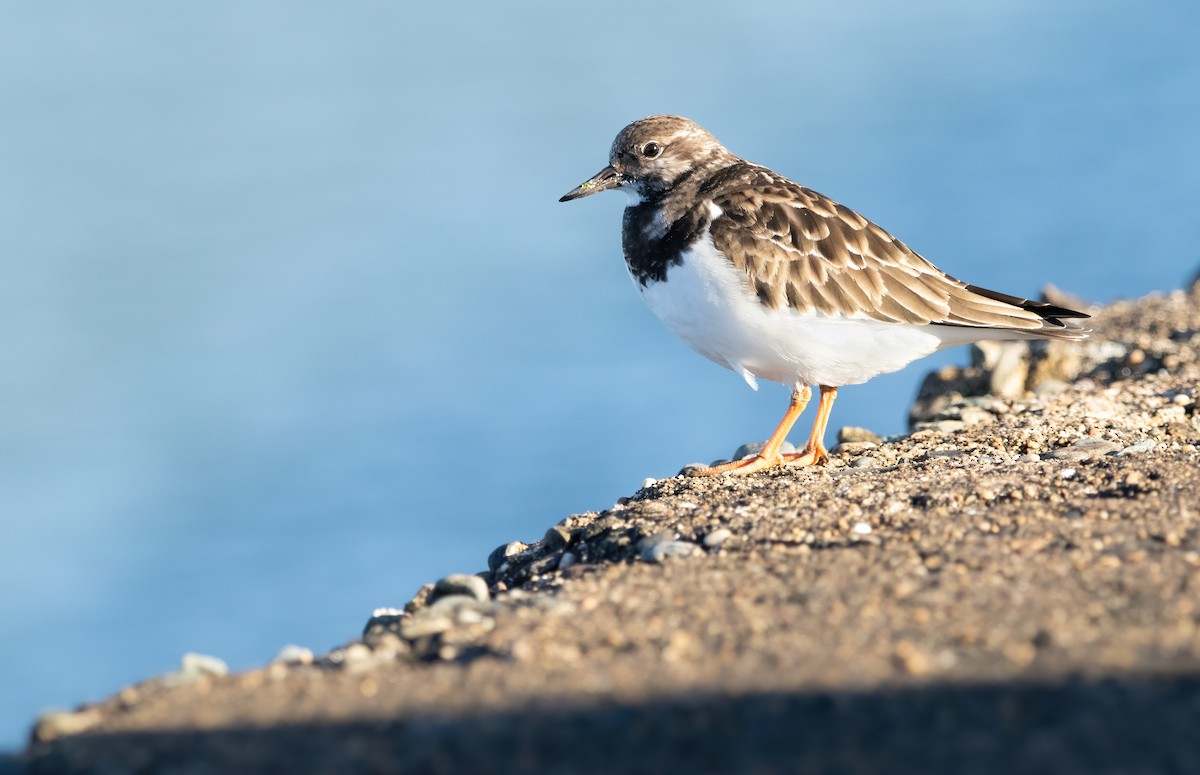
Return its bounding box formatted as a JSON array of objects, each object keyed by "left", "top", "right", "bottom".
[{"left": 635, "top": 238, "right": 945, "bottom": 388}]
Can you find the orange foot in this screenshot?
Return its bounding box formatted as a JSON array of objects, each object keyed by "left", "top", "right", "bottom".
[
  {"left": 686, "top": 452, "right": 785, "bottom": 477},
  {"left": 684, "top": 385, "right": 839, "bottom": 477},
  {"left": 781, "top": 444, "right": 829, "bottom": 467}
]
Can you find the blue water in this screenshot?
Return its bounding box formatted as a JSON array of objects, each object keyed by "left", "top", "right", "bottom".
[{"left": 1, "top": 1, "right": 1197, "bottom": 749}]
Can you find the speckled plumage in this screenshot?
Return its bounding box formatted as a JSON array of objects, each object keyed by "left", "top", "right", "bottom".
[{"left": 560, "top": 115, "right": 1089, "bottom": 475}]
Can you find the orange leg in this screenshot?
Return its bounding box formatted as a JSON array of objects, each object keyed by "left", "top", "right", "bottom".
[
  {"left": 688, "top": 385, "right": 812, "bottom": 477},
  {"left": 782, "top": 385, "right": 837, "bottom": 467}
]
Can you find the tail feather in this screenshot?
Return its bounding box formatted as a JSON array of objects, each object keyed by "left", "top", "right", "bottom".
[{"left": 963, "top": 284, "right": 1089, "bottom": 328}]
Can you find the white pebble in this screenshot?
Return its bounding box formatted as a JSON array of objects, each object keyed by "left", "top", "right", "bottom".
[
  {"left": 852, "top": 522, "right": 872, "bottom": 535},
  {"left": 272, "top": 645, "right": 314, "bottom": 666},
  {"left": 641, "top": 477, "right": 657, "bottom": 489},
  {"left": 1060, "top": 468, "right": 1077, "bottom": 480},
  {"left": 181, "top": 652, "right": 228, "bottom": 677},
  {"left": 704, "top": 528, "right": 732, "bottom": 548},
  {"left": 679, "top": 501, "right": 698, "bottom": 510}
]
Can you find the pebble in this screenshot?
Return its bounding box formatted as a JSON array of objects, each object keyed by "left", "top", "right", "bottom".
[
  {"left": 179, "top": 652, "right": 228, "bottom": 680},
  {"left": 703, "top": 528, "right": 732, "bottom": 548},
  {"left": 641, "top": 477, "right": 657, "bottom": 489},
  {"left": 1060, "top": 468, "right": 1078, "bottom": 480},
  {"left": 851, "top": 456, "right": 878, "bottom": 469},
  {"left": 272, "top": 645, "right": 314, "bottom": 666},
  {"left": 732, "top": 440, "right": 796, "bottom": 461},
  {"left": 1044, "top": 438, "right": 1121, "bottom": 462},
  {"left": 558, "top": 552, "right": 578, "bottom": 570},
  {"left": 1117, "top": 438, "right": 1156, "bottom": 456},
  {"left": 542, "top": 525, "right": 572, "bottom": 551},
  {"left": 487, "top": 541, "right": 527, "bottom": 573},
  {"left": 339, "top": 643, "right": 377, "bottom": 674},
  {"left": 836, "top": 426, "right": 882, "bottom": 444},
  {"left": 639, "top": 531, "right": 700, "bottom": 563},
  {"left": 433, "top": 573, "right": 490, "bottom": 603},
  {"left": 399, "top": 613, "right": 454, "bottom": 640},
  {"left": 914, "top": 419, "right": 966, "bottom": 434},
  {"left": 643, "top": 540, "right": 702, "bottom": 563},
  {"left": 428, "top": 593, "right": 486, "bottom": 612},
  {"left": 852, "top": 522, "right": 872, "bottom": 535},
  {"left": 958, "top": 407, "right": 995, "bottom": 427}
]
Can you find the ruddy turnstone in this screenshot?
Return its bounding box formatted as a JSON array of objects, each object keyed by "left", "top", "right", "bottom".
[{"left": 560, "top": 115, "right": 1088, "bottom": 476}]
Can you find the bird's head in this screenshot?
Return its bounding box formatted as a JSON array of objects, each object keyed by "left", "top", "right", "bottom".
[{"left": 559, "top": 115, "right": 731, "bottom": 204}]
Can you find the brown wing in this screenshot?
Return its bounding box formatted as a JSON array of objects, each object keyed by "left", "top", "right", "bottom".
[{"left": 708, "top": 172, "right": 1088, "bottom": 336}]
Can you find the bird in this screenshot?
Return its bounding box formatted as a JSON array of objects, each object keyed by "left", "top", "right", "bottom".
[{"left": 559, "top": 115, "right": 1089, "bottom": 476}]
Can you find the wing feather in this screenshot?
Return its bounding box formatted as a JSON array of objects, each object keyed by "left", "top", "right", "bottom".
[{"left": 707, "top": 169, "right": 1088, "bottom": 337}]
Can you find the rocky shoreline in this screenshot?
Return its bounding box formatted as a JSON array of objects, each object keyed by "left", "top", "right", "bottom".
[{"left": 17, "top": 281, "right": 1200, "bottom": 774}]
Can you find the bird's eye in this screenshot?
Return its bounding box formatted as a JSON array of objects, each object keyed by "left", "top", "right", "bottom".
[{"left": 641, "top": 142, "right": 662, "bottom": 159}]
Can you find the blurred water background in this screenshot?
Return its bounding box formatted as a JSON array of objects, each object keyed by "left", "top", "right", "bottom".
[{"left": 1, "top": 0, "right": 1197, "bottom": 749}]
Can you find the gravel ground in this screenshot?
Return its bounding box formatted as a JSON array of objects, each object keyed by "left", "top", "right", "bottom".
[{"left": 19, "top": 282, "right": 1200, "bottom": 774}]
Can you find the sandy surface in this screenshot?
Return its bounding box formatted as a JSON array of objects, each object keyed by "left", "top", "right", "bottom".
[{"left": 18, "top": 283, "right": 1200, "bottom": 774}]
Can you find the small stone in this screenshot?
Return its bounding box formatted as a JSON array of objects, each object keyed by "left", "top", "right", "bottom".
[
  {"left": 180, "top": 652, "right": 228, "bottom": 679},
  {"left": 558, "top": 552, "right": 578, "bottom": 570},
  {"left": 641, "top": 477, "right": 657, "bottom": 489},
  {"left": 852, "top": 522, "right": 872, "bottom": 535},
  {"left": 732, "top": 440, "right": 796, "bottom": 461},
  {"left": 542, "top": 525, "right": 572, "bottom": 551},
  {"left": 340, "top": 643, "right": 376, "bottom": 674},
  {"left": 837, "top": 426, "right": 883, "bottom": 445},
  {"left": 487, "top": 542, "right": 527, "bottom": 573},
  {"left": 914, "top": 419, "right": 966, "bottom": 434},
  {"left": 428, "top": 593, "right": 486, "bottom": 611},
  {"left": 851, "top": 456, "right": 878, "bottom": 469},
  {"left": 1117, "top": 438, "right": 1156, "bottom": 456},
  {"left": 272, "top": 645, "right": 314, "bottom": 666},
  {"left": 1060, "top": 468, "right": 1077, "bottom": 480},
  {"left": 399, "top": 612, "right": 454, "bottom": 640},
  {"left": 704, "top": 528, "right": 732, "bottom": 548},
  {"left": 1044, "top": 438, "right": 1121, "bottom": 462},
  {"left": 433, "top": 574, "right": 489, "bottom": 603},
  {"left": 957, "top": 406, "right": 995, "bottom": 427},
  {"left": 643, "top": 540, "right": 701, "bottom": 563},
  {"left": 638, "top": 531, "right": 699, "bottom": 562}
]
